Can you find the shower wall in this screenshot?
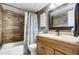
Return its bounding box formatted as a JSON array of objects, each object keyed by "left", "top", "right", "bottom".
[
  {"left": 3, "top": 10, "right": 24, "bottom": 43},
  {"left": 0, "top": 4, "right": 24, "bottom": 44},
  {"left": 0, "top": 4, "right": 3, "bottom": 45}
]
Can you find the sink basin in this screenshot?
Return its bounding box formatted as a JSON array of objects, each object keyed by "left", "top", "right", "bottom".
[{"left": 37, "top": 34, "right": 78, "bottom": 44}]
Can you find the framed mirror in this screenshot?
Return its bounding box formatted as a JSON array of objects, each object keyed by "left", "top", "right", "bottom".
[
  {"left": 48, "top": 3, "right": 77, "bottom": 36},
  {"left": 49, "top": 3, "right": 74, "bottom": 30}
]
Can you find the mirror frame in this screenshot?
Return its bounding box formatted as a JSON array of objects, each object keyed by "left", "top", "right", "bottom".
[{"left": 49, "top": 3, "right": 74, "bottom": 31}]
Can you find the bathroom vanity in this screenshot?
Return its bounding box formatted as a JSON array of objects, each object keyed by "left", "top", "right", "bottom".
[{"left": 37, "top": 34, "right": 79, "bottom": 55}]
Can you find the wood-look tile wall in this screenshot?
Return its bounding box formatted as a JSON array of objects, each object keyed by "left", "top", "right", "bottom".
[
  {"left": 0, "top": 4, "right": 24, "bottom": 44},
  {"left": 0, "top": 4, "right": 3, "bottom": 44}
]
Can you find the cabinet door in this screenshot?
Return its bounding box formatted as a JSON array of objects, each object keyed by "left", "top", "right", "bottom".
[
  {"left": 37, "top": 43, "right": 54, "bottom": 55},
  {"left": 55, "top": 50, "right": 65, "bottom": 55},
  {"left": 37, "top": 43, "right": 46, "bottom": 55},
  {"left": 45, "top": 46, "right": 54, "bottom": 55}
]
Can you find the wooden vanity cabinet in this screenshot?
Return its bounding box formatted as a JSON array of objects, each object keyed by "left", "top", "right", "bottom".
[
  {"left": 37, "top": 43, "right": 64, "bottom": 55},
  {"left": 37, "top": 36, "right": 79, "bottom": 55}
]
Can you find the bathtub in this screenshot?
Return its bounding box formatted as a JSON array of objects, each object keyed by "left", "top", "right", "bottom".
[{"left": 0, "top": 41, "right": 24, "bottom": 55}]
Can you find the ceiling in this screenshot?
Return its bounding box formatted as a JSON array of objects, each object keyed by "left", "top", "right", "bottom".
[{"left": 5, "top": 3, "right": 49, "bottom": 12}]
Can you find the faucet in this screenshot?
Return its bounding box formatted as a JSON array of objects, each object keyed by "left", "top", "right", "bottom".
[{"left": 56, "top": 29, "right": 60, "bottom": 36}]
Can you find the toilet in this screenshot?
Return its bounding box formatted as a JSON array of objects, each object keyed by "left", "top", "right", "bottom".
[{"left": 28, "top": 43, "right": 37, "bottom": 55}]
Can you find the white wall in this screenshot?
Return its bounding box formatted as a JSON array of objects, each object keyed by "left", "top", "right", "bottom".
[{"left": 68, "top": 9, "right": 74, "bottom": 26}]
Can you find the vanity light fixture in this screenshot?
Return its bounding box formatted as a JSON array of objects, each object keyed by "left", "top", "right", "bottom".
[{"left": 49, "top": 3, "right": 65, "bottom": 9}]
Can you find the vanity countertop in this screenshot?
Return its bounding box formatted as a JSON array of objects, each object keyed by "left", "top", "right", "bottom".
[{"left": 37, "top": 34, "right": 79, "bottom": 46}]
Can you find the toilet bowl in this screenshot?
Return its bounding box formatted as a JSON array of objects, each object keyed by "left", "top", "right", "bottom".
[{"left": 28, "top": 44, "right": 37, "bottom": 55}]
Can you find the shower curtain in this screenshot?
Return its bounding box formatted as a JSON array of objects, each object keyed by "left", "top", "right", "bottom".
[{"left": 24, "top": 12, "right": 38, "bottom": 54}]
